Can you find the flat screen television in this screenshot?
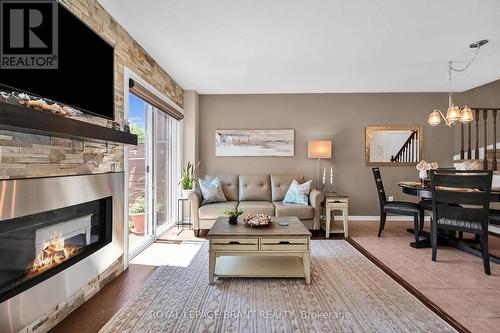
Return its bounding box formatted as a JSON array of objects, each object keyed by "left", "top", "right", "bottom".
[{"left": 0, "top": 2, "right": 115, "bottom": 120}]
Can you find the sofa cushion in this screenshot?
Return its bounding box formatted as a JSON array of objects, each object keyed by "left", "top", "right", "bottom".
[
  {"left": 239, "top": 174, "right": 271, "bottom": 201},
  {"left": 237, "top": 201, "right": 275, "bottom": 216},
  {"left": 205, "top": 174, "right": 239, "bottom": 201},
  {"left": 273, "top": 201, "right": 314, "bottom": 219},
  {"left": 271, "top": 175, "right": 304, "bottom": 201},
  {"left": 199, "top": 201, "right": 238, "bottom": 220},
  {"left": 199, "top": 178, "right": 227, "bottom": 205}
]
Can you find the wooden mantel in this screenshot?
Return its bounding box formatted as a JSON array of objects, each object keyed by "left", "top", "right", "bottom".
[{"left": 0, "top": 101, "right": 137, "bottom": 145}]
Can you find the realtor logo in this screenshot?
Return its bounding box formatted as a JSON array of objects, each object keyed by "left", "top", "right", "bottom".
[{"left": 0, "top": 0, "right": 58, "bottom": 69}]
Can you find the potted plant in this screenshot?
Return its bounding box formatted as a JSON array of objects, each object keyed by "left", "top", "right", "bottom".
[
  {"left": 129, "top": 196, "right": 145, "bottom": 233},
  {"left": 179, "top": 161, "right": 199, "bottom": 198},
  {"left": 224, "top": 208, "right": 244, "bottom": 225}
]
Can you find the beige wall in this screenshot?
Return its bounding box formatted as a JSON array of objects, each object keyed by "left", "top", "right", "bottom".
[
  {"left": 183, "top": 90, "right": 200, "bottom": 167},
  {"left": 199, "top": 92, "right": 457, "bottom": 216}
]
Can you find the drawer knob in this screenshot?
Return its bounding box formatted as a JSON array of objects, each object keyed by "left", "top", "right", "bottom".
[
  {"left": 228, "top": 241, "right": 240, "bottom": 245},
  {"left": 278, "top": 241, "right": 290, "bottom": 244}
]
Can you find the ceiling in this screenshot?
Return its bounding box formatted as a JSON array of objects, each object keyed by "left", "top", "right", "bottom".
[{"left": 98, "top": 0, "right": 500, "bottom": 94}]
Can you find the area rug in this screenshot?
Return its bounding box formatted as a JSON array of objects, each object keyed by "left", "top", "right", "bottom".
[{"left": 99, "top": 240, "right": 456, "bottom": 333}]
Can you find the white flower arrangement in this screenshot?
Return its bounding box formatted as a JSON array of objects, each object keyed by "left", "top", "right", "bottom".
[{"left": 416, "top": 160, "right": 439, "bottom": 180}]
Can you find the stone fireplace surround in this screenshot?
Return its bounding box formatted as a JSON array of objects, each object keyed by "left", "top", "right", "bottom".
[{"left": 0, "top": 172, "right": 124, "bottom": 332}]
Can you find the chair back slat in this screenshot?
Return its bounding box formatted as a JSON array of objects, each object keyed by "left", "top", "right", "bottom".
[
  {"left": 372, "top": 168, "right": 387, "bottom": 206},
  {"left": 430, "top": 170, "right": 492, "bottom": 232},
  {"left": 435, "top": 190, "right": 490, "bottom": 205},
  {"left": 437, "top": 204, "right": 488, "bottom": 223},
  {"left": 432, "top": 171, "right": 491, "bottom": 189}
]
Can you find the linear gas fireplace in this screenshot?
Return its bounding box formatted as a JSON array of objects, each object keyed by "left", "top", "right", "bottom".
[
  {"left": 0, "top": 173, "right": 124, "bottom": 332},
  {"left": 0, "top": 197, "right": 112, "bottom": 302}
]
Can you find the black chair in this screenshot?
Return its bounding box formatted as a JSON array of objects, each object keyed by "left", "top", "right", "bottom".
[
  {"left": 430, "top": 170, "right": 493, "bottom": 275},
  {"left": 419, "top": 168, "right": 457, "bottom": 231},
  {"left": 372, "top": 168, "right": 423, "bottom": 244}
]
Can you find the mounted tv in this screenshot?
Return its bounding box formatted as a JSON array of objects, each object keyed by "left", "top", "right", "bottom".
[{"left": 0, "top": 1, "right": 115, "bottom": 120}]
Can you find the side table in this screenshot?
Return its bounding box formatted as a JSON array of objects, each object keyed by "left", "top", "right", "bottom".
[
  {"left": 324, "top": 193, "right": 349, "bottom": 238},
  {"left": 176, "top": 197, "right": 192, "bottom": 236}
]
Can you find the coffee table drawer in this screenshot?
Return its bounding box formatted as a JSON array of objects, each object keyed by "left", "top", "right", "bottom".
[
  {"left": 260, "top": 238, "right": 309, "bottom": 251},
  {"left": 211, "top": 238, "right": 259, "bottom": 251}
]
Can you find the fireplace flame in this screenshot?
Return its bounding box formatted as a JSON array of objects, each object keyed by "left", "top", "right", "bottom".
[{"left": 28, "top": 233, "right": 78, "bottom": 276}]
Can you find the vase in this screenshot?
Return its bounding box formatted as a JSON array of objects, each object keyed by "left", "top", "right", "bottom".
[
  {"left": 181, "top": 189, "right": 194, "bottom": 199},
  {"left": 228, "top": 216, "right": 238, "bottom": 225}
]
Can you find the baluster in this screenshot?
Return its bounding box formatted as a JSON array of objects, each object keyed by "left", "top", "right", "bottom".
[
  {"left": 494, "top": 110, "right": 497, "bottom": 171},
  {"left": 415, "top": 134, "right": 420, "bottom": 162},
  {"left": 484, "top": 110, "right": 488, "bottom": 170},
  {"left": 460, "top": 122, "right": 465, "bottom": 159},
  {"left": 475, "top": 110, "right": 480, "bottom": 159},
  {"left": 410, "top": 137, "right": 413, "bottom": 162},
  {"left": 413, "top": 138, "right": 415, "bottom": 162},
  {"left": 468, "top": 121, "right": 472, "bottom": 159}
]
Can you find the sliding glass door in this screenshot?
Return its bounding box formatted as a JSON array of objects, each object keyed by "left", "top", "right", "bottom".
[
  {"left": 128, "top": 92, "right": 181, "bottom": 258},
  {"left": 155, "top": 109, "right": 181, "bottom": 234}
]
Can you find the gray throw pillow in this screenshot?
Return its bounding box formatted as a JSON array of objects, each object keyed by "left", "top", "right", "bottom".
[
  {"left": 283, "top": 179, "right": 312, "bottom": 205},
  {"left": 199, "top": 177, "right": 227, "bottom": 205}
]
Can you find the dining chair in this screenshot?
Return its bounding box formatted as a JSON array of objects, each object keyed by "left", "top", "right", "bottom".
[
  {"left": 419, "top": 168, "right": 456, "bottom": 231},
  {"left": 372, "top": 168, "right": 423, "bottom": 244},
  {"left": 430, "top": 169, "right": 493, "bottom": 275}
]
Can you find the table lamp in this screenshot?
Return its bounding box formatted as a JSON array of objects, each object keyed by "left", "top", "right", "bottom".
[{"left": 308, "top": 140, "right": 332, "bottom": 190}]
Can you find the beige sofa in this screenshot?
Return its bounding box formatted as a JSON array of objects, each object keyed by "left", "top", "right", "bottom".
[{"left": 188, "top": 174, "right": 325, "bottom": 236}]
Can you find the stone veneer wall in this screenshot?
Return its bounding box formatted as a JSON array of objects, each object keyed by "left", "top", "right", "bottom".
[
  {"left": 1, "top": 0, "right": 183, "bottom": 331},
  {"left": 20, "top": 256, "right": 124, "bottom": 333},
  {"left": 0, "top": 0, "right": 183, "bottom": 179}
]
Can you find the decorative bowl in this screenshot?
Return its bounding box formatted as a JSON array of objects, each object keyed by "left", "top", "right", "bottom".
[{"left": 243, "top": 214, "right": 274, "bottom": 227}]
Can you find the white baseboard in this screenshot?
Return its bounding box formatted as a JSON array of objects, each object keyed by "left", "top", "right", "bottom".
[{"left": 344, "top": 215, "right": 432, "bottom": 222}]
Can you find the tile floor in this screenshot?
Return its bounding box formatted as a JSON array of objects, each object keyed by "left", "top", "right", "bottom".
[{"left": 350, "top": 220, "right": 500, "bottom": 333}]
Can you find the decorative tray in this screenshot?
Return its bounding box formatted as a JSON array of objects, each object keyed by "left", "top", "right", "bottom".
[{"left": 243, "top": 214, "right": 274, "bottom": 227}]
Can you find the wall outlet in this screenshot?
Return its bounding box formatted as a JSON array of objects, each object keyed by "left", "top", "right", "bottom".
[{"left": 388, "top": 196, "right": 394, "bottom": 201}]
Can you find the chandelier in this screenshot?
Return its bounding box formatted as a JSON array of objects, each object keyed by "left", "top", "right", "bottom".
[{"left": 428, "top": 40, "right": 488, "bottom": 127}]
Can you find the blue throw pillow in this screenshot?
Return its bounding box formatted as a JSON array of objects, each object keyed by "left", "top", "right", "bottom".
[
  {"left": 283, "top": 180, "right": 312, "bottom": 205},
  {"left": 199, "top": 178, "right": 227, "bottom": 205}
]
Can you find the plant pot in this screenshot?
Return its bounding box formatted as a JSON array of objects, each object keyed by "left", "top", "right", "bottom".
[
  {"left": 130, "top": 213, "right": 145, "bottom": 234},
  {"left": 228, "top": 216, "right": 238, "bottom": 225},
  {"left": 181, "top": 189, "right": 195, "bottom": 199}
]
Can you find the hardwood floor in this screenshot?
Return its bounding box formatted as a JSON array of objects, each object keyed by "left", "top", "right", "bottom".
[
  {"left": 49, "top": 264, "right": 157, "bottom": 333},
  {"left": 51, "top": 221, "right": 500, "bottom": 333}
]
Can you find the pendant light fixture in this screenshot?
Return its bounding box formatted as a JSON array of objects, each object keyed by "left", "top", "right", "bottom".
[{"left": 428, "top": 40, "right": 488, "bottom": 127}]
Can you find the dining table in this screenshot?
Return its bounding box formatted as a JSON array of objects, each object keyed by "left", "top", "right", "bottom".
[{"left": 399, "top": 181, "right": 500, "bottom": 264}]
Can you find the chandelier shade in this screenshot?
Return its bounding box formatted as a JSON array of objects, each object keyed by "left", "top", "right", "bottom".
[
  {"left": 446, "top": 106, "right": 461, "bottom": 123},
  {"left": 460, "top": 106, "right": 473, "bottom": 123},
  {"left": 428, "top": 110, "right": 442, "bottom": 126}
]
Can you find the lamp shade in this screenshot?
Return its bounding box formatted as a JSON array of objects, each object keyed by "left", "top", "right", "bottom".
[
  {"left": 428, "top": 110, "right": 442, "bottom": 126},
  {"left": 460, "top": 106, "right": 473, "bottom": 123},
  {"left": 308, "top": 140, "right": 332, "bottom": 159},
  {"left": 446, "top": 106, "right": 461, "bottom": 123}
]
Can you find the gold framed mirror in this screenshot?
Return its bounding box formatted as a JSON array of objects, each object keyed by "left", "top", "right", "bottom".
[{"left": 365, "top": 125, "right": 423, "bottom": 167}]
